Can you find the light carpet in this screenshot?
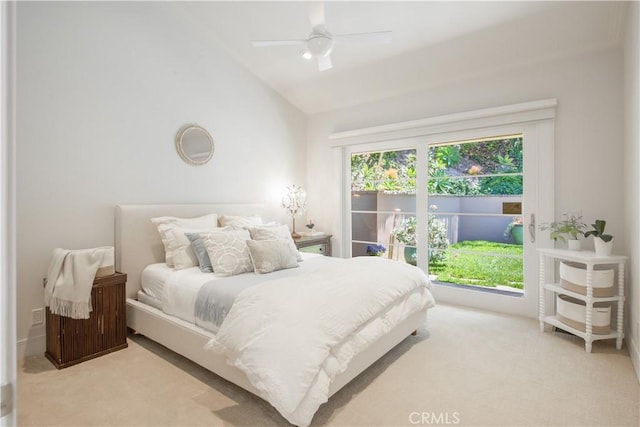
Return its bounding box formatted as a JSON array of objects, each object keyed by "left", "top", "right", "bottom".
[{"left": 18, "top": 303, "right": 640, "bottom": 426}]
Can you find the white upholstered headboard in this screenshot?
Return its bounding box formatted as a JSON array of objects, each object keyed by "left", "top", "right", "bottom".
[{"left": 115, "top": 204, "right": 264, "bottom": 298}]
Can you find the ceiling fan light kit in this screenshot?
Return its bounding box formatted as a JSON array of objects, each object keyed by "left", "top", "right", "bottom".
[
  {"left": 250, "top": 1, "right": 392, "bottom": 72},
  {"left": 307, "top": 31, "right": 334, "bottom": 57}
]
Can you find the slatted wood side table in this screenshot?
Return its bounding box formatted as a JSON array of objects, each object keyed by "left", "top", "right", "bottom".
[{"left": 45, "top": 272, "right": 128, "bottom": 368}]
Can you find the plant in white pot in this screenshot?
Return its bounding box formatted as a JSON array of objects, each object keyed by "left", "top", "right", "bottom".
[
  {"left": 393, "top": 214, "right": 449, "bottom": 266},
  {"left": 539, "top": 213, "right": 586, "bottom": 250},
  {"left": 584, "top": 219, "right": 614, "bottom": 256}
]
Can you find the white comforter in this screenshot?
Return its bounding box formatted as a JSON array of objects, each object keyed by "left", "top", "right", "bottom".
[{"left": 206, "top": 256, "right": 435, "bottom": 426}]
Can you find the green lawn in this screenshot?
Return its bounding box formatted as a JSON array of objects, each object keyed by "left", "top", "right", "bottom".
[{"left": 429, "top": 240, "right": 524, "bottom": 289}]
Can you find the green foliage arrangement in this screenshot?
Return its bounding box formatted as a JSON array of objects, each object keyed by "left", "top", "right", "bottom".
[
  {"left": 584, "top": 219, "right": 613, "bottom": 242},
  {"left": 539, "top": 213, "right": 586, "bottom": 242},
  {"left": 393, "top": 216, "right": 416, "bottom": 246},
  {"left": 393, "top": 215, "right": 449, "bottom": 263}
]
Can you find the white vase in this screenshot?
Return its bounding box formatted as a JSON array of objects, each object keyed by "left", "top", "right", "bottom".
[
  {"left": 567, "top": 239, "right": 581, "bottom": 251},
  {"left": 594, "top": 237, "right": 614, "bottom": 256}
]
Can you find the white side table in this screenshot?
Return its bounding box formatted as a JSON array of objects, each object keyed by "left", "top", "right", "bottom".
[{"left": 538, "top": 248, "right": 627, "bottom": 353}]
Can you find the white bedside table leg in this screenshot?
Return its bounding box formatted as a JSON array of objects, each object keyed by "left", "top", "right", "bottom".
[
  {"left": 585, "top": 265, "right": 593, "bottom": 353},
  {"left": 539, "top": 254, "right": 545, "bottom": 332},
  {"left": 616, "top": 261, "right": 625, "bottom": 350}
]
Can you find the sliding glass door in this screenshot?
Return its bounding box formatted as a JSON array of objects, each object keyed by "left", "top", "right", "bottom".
[
  {"left": 346, "top": 123, "right": 552, "bottom": 317},
  {"left": 351, "top": 148, "right": 417, "bottom": 262},
  {"left": 427, "top": 136, "right": 524, "bottom": 295}
]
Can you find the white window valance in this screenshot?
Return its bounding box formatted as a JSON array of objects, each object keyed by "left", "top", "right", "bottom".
[{"left": 329, "top": 98, "right": 557, "bottom": 147}]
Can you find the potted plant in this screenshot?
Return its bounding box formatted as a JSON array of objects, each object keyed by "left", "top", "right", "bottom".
[
  {"left": 504, "top": 216, "right": 524, "bottom": 245},
  {"left": 584, "top": 219, "right": 614, "bottom": 256},
  {"left": 393, "top": 215, "right": 449, "bottom": 266},
  {"left": 540, "top": 213, "right": 586, "bottom": 250},
  {"left": 366, "top": 244, "right": 386, "bottom": 257},
  {"left": 394, "top": 217, "right": 417, "bottom": 265}
]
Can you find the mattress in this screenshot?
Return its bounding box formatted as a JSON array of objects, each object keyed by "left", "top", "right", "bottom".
[
  {"left": 141, "top": 262, "right": 210, "bottom": 302},
  {"left": 139, "top": 252, "right": 326, "bottom": 333},
  {"left": 141, "top": 262, "right": 174, "bottom": 300},
  {"left": 137, "top": 290, "right": 162, "bottom": 310}
]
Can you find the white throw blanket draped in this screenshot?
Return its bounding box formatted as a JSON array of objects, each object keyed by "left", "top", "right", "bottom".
[
  {"left": 205, "top": 256, "right": 435, "bottom": 426},
  {"left": 44, "top": 247, "right": 112, "bottom": 319}
]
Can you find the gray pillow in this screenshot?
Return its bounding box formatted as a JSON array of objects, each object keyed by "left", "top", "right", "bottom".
[
  {"left": 186, "top": 232, "right": 213, "bottom": 273},
  {"left": 248, "top": 224, "right": 303, "bottom": 262},
  {"left": 246, "top": 239, "right": 299, "bottom": 274}
]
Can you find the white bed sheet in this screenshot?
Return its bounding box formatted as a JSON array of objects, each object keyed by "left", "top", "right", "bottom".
[
  {"left": 140, "top": 253, "right": 325, "bottom": 332},
  {"left": 140, "top": 262, "right": 173, "bottom": 300},
  {"left": 136, "top": 290, "right": 161, "bottom": 309}
]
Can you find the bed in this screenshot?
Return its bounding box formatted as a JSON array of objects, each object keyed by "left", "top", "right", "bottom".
[{"left": 115, "top": 204, "right": 435, "bottom": 426}]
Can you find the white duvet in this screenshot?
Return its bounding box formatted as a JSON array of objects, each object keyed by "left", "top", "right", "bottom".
[{"left": 206, "top": 256, "right": 435, "bottom": 426}]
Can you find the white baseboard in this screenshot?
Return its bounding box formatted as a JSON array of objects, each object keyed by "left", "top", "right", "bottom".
[{"left": 17, "top": 334, "right": 45, "bottom": 361}]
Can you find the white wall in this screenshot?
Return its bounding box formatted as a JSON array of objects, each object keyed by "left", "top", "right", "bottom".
[
  {"left": 16, "top": 2, "right": 307, "bottom": 357},
  {"left": 623, "top": 1, "right": 640, "bottom": 381}
]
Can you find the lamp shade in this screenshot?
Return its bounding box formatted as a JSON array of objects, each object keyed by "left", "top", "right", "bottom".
[{"left": 281, "top": 185, "right": 306, "bottom": 238}]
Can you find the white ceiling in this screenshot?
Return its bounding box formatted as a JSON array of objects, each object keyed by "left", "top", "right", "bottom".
[{"left": 172, "top": 1, "right": 626, "bottom": 115}]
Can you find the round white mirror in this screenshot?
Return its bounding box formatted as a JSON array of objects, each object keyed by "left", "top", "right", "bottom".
[{"left": 175, "top": 124, "right": 214, "bottom": 166}]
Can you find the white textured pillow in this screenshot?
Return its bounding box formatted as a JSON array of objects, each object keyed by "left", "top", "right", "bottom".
[
  {"left": 202, "top": 229, "right": 254, "bottom": 276},
  {"left": 219, "top": 215, "right": 262, "bottom": 228},
  {"left": 185, "top": 226, "right": 232, "bottom": 273},
  {"left": 151, "top": 214, "right": 218, "bottom": 267},
  {"left": 247, "top": 239, "right": 299, "bottom": 274},
  {"left": 249, "top": 224, "right": 303, "bottom": 262},
  {"left": 157, "top": 226, "right": 206, "bottom": 270}
]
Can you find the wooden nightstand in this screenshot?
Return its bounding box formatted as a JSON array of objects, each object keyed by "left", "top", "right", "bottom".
[
  {"left": 295, "top": 234, "right": 332, "bottom": 256},
  {"left": 45, "top": 272, "right": 128, "bottom": 368}
]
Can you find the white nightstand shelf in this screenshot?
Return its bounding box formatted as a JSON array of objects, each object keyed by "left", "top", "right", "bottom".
[
  {"left": 542, "top": 315, "right": 619, "bottom": 342},
  {"left": 542, "top": 283, "right": 621, "bottom": 303},
  {"left": 538, "top": 248, "right": 627, "bottom": 353}
]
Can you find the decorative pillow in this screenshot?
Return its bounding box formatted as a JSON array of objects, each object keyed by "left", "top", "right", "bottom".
[
  {"left": 219, "top": 215, "right": 262, "bottom": 229},
  {"left": 247, "top": 239, "right": 299, "bottom": 274},
  {"left": 186, "top": 232, "right": 213, "bottom": 273},
  {"left": 158, "top": 226, "right": 209, "bottom": 270},
  {"left": 249, "top": 224, "right": 303, "bottom": 262},
  {"left": 202, "top": 229, "right": 254, "bottom": 276},
  {"left": 151, "top": 214, "right": 218, "bottom": 266}
]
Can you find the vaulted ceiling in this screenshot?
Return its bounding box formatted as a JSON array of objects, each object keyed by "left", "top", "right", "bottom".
[{"left": 172, "top": 1, "right": 626, "bottom": 114}]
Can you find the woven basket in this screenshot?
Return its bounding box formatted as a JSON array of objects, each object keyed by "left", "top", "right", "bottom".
[{"left": 559, "top": 261, "right": 614, "bottom": 297}]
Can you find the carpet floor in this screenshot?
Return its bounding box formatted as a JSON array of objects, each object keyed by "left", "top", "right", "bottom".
[{"left": 18, "top": 303, "right": 640, "bottom": 426}]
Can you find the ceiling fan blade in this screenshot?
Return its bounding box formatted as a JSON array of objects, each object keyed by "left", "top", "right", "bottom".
[
  {"left": 317, "top": 54, "right": 332, "bottom": 72},
  {"left": 251, "top": 39, "right": 307, "bottom": 47},
  {"left": 333, "top": 31, "right": 392, "bottom": 46},
  {"left": 308, "top": 1, "right": 325, "bottom": 30}
]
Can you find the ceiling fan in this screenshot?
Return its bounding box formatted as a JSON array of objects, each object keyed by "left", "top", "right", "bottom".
[{"left": 250, "top": 1, "right": 392, "bottom": 72}]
